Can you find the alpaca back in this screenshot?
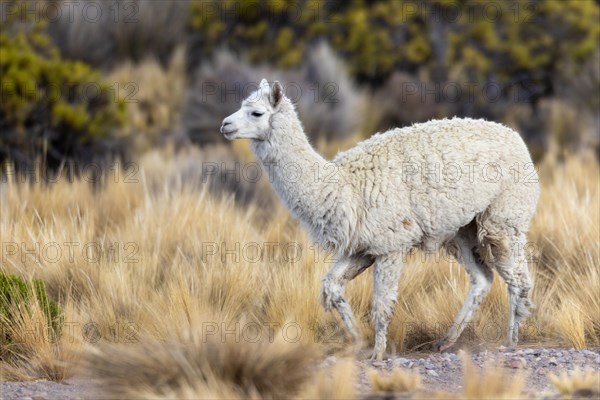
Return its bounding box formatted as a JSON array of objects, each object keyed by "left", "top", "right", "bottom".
[{"left": 332, "top": 118, "right": 539, "bottom": 255}]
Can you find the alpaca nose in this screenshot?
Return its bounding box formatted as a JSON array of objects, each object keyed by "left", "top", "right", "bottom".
[{"left": 220, "top": 121, "right": 231, "bottom": 133}]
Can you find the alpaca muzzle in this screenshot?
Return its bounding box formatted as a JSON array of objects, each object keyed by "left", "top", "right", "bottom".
[{"left": 220, "top": 121, "right": 237, "bottom": 137}]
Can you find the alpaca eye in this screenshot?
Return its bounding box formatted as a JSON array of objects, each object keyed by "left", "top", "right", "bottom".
[{"left": 251, "top": 111, "right": 264, "bottom": 117}]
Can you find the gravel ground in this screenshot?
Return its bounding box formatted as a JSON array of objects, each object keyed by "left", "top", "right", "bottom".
[
  {"left": 0, "top": 378, "right": 97, "bottom": 400},
  {"left": 1, "top": 348, "right": 598, "bottom": 399},
  {"left": 332, "top": 347, "right": 600, "bottom": 397}
]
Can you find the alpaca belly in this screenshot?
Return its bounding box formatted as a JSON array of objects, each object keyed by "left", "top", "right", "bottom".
[{"left": 352, "top": 211, "right": 423, "bottom": 255}]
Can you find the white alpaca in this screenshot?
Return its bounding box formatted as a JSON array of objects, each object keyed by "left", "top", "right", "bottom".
[{"left": 220, "top": 79, "right": 540, "bottom": 360}]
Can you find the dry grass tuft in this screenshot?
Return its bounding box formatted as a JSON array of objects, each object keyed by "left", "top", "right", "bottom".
[
  {"left": 367, "top": 367, "right": 422, "bottom": 394},
  {"left": 299, "top": 358, "right": 359, "bottom": 399},
  {"left": 81, "top": 329, "right": 320, "bottom": 399},
  {"left": 460, "top": 352, "right": 526, "bottom": 399},
  {"left": 549, "top": 369, "right": 600, "bottom": 398},
  {"left": 529, "top": 152, "right": 600, "bottom": 348}
]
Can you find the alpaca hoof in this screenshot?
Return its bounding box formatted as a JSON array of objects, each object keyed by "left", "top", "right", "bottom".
[
  {"left": 432, "top": 339, "right": 454, "bottom": 352},
  {"left": 318, "top": 290, "right": 333, "bottom": 311},
  {"left": 319, "top": 296, "right": 332, "bottom": 312},
  {"left": 369, "top": 350, "right": 384, "bottom": 362}
]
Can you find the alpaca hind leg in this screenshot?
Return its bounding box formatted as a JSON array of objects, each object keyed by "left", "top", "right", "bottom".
[
  {"left": 434, "top": 233, "right": 494, "bottom": 352},
  {"left": 320, "top": 254, "right": 374, "bottom": 341},
  {"left": 493, "top": 235, "right": 533, "bottom": 346},
  {"left": 371, "top": 252, "right": 404, "bottom": 361}
]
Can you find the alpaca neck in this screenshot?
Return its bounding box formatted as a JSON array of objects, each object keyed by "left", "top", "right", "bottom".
[{"left": 252, "top": 100, "right": 335, "bottom": 224}]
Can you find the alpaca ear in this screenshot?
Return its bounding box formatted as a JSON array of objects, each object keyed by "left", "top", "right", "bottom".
[
  {"left": 270, "top": 80, "right": 283, "bottom": 108},
  {"left": 259, "top": 78, "right": 270, "bottom": 93}
]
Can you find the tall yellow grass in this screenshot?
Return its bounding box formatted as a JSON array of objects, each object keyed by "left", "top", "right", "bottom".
[{"left": 0, "top": 146, "right": 598, "bottom": 397}]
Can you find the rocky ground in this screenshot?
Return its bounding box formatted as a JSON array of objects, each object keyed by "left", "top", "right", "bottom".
[
  {"left": 1, "top": 348, "right": 599, "bottom": 399},
  {"left": 0, "top": 378, "right": 97, "bottom": 400},
  {"left": 352, "top": 347, "right": 600, "bottom": 397}
]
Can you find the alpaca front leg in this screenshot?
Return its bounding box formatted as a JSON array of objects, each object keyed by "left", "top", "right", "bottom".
[
  {"left": 320, "top": 255, "right": 373, "bottom": 342},
  {"left": 371, "top": 252, "right": 404, "bottom": 361}
]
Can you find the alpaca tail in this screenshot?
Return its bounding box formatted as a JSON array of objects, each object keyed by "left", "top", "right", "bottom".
[{"left": 474, "top": 211, "right": 510, "bottom": 267}]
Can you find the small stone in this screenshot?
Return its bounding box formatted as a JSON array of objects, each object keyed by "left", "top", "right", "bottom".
[
  {"left": 393, "top": 357, "right": 410, "bottom": 366},
  {"left": 408, "top": 362, "right": 414, "bottom": 369},
  {"left": 372, "top": 361, "right": 386, "bottom": 368},
  {"left": 427, "top": 370, "right": 439, "bottom": 377},
  {"left": 548, "top": 357, "right": 558, "bottom": 366},
  {"left": 507, "top": 357, "right": 527, "bottom": 369},
  {"left": 323, "top": 355, "right": 336, "bottom": 365}
]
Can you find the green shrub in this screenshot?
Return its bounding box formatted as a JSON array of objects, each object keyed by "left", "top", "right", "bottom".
[
  {"left": 0, "top": 0, "right": 127, "bottom": 172},
  {"left": 0, "top": 273, "right": 61, "bottom": 356},
  {"left": 188, "top": 0, "right": 599, "bottom": 96}
]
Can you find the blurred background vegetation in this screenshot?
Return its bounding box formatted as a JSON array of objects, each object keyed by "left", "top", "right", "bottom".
[{"left": 1, "top": 0, "right": 599, "bottom": 172}]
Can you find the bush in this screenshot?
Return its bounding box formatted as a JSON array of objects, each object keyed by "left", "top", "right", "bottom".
[
  {"left": 298, "top": 42, "right": 365, "bottom": 141},
  {"left": 105, "top": 47, "right": 187, "bottom": 151},
  {"left": 0, "top": 1, "right": 127, "bottom": 171},
  {"left": 46, "top": 0, "right": 190, "bottom": 69},
  {"left": 186, "top": 0, "right": 432, "bottom": 82},
  {"left": 370, "top": 72, "right": 447, "bottom": 130},
  {"left": 188, "top": 0, "right": 599, "bottom": 92},
  {"left": 188, "top": 0, "right": 600, "bottom": 148},
  {"left": 0, "top": 273, "right": 61, "bottom": 356}
]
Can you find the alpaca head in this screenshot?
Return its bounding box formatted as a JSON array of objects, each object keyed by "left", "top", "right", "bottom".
[{"left": 220, "top": 79, "right": 283, "bottom": 141}]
